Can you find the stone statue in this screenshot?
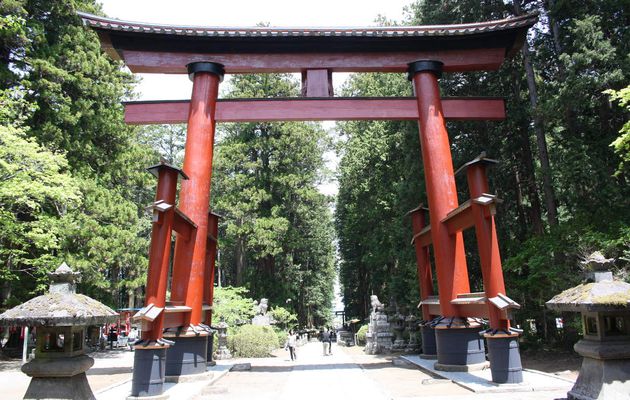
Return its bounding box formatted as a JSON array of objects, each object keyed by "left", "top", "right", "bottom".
[
  {"left": 257, "top": 298, "right": 269, "bottom": 315},
  {"left": 364, "top": 295, "right": 393, "bottom": 355},
  {"left": 370, "top": 295, "right": 384, "bottom": 313},
  {"left": 252, "top": 298, "right": 271, "bottom": 326}
]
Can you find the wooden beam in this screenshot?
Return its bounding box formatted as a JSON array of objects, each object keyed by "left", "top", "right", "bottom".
[
  {"left": 121, "top": 48, "right": 505, "bottom": 74},
  {"left": 124, "top": 97, "right": 505, "bottom": 124},
  {"left": 442, "top": 200, "right": 475, "bottom": 235}
]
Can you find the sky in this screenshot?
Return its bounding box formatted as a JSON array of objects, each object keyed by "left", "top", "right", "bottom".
[{"left": 98, "top": 0, "right": 413, "bottom": 202}]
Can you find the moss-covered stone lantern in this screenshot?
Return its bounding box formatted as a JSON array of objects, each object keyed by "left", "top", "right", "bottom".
[
  {"left": 546, "top": 252, "right": 630, "bottom": 400},
  {"left": 0, "top": 262, "right": 118, "bottom": 400}
]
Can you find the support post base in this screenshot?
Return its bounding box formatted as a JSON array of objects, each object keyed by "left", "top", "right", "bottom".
[
  {"left": 420, "top": 324, "right": 437, "bottom": 358},
  {"left": 164, "top": 333, "right": 208, "bottom": 377},
  {"left": 435, "top": 324, "right": 485, "bottom": 366},
  {"left": 131, "top": 346, "right": 168, "bottom": 398},
  {"left": 486, "top": 334, "right": 523, "bottom": 384}
]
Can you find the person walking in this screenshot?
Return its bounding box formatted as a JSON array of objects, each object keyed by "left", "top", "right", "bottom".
[
  {"left": 285, "top": 330, "right": 298, "bottom": 361},
  {"left": 327, "top": 328, "right": 334, "bottom": 355},
  {"left": 319, "top": 329, "right": 331, "bottom": 356}
]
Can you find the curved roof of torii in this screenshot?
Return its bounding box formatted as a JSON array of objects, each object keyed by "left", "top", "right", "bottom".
[{"left": 78, "top": 11, "right": 537, "bottom": 74}]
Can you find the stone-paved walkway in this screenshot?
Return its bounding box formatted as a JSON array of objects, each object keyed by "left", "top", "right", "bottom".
[
  {"left": 1, "top": 342, "right": 574, "bottom": 399},
  {"left": 195, "top": 342, "right": 571, "bottom": 400}
]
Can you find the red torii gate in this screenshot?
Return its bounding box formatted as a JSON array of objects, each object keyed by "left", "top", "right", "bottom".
[{"left": 80, "top": 11, "right": 536, "bottom": 397}]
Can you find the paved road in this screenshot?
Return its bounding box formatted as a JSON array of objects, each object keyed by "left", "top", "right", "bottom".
[
  {"left": 200, "top": 342, "right": 384, "bottom": 400},
  {"left": 197, "top": 342, "right": 570, "bottom": 400}
]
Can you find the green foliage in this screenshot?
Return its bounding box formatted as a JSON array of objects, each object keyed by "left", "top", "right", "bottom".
[
  {"left": 0, "top": 124, "right": 80, "bottom": 306},
  {"left": 213, "top": 73, "right": 336, "bottom": 327},
  {"left": 335, "top": 0, "right": 630, "bottom": 343},
  {"left": 230, "top": 324, "right": 279, "bottom": 358},
  {"left": 0, "top": 0, "right": 158, "bottom": 310},
  {"left": 270, "top": 306, "right": 298, "bottom": 330},
  {"left": 212, "top": 286, "right": 255, "bottom": 326},
  {"left": 356, "top": 324, "right": 368, "bottom": 345},
  {"left": 275, "top": 329, "right": 288, "bottom": 348},
  {"left": 606, "top": 85, "right": 630, "bottom": 175}
]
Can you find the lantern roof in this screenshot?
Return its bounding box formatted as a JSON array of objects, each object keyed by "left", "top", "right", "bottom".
[
  {"left": 546, "top": 280, "right": 630, "bottom": 313},
  {"left": 0, "top": 263, "right": 118, "bottom": 327}
]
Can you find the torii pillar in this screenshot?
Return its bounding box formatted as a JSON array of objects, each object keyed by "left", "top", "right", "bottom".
[
  {"left": 408, "top": 60, "right": 486, "bottom": 369},
  {"left": 164, "top": 61, "right": 224, "bottom": 378}
]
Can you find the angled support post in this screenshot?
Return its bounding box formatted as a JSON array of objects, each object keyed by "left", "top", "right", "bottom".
[
  {"left": 166, "top": 61, "right": 224, "bottom": 378},
  {"left": 130, "top": 162, "right": 187, "bottom": 398},
  {"left": 456, "top": 153, "right": 523, "bottom": 383},
  {"left": 408, "top": 204, "right": 438, "bottom": 359},
  {"left": 408, "top": 204, "right": 434, "bottom": 321}
]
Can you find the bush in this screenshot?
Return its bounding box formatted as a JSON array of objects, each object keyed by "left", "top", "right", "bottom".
[
  {"left": 269, "top": 306, "right": 298, "bottom": 330},
  {"left": 212, "top": 286, "right": 255, "bottom": 327},
  {"left": 276, "top": 329, "right": 288, "bottom": 348},
  {"left": 230, "top": 324, "right": 279, "bottom": 357},
  {"left": 356, "top": 324, "right": 368, "bottom": 345}
]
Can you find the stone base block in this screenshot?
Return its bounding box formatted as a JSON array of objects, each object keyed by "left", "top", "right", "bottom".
[
  {"left": 23, "top": 373, "right": 95, "bottom": 400},
  {"left": 164, "top": 370, "right": 214, "bottom": 383},
  {"left": 434, "top": 361, "right": 489, "bottom": 372},
  {"left": 568, "top": 355, "right": 630, "bottom": 400}
]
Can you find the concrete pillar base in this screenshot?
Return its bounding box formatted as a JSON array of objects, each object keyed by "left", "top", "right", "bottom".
[
  {"left": 130, "top": 346, "right": 168, "bottom": 398},
  {"left": 164, "top": 333, "right": 208, "bottom": 377},
  {"left": 435, "top": 325, "right": 485, "bottom": 367},
  {"left": 486, "top": 334, "right": 523, "bottom": 384},
  {"left": 420, "top": 324, "right": 437, "bottom": 358}
]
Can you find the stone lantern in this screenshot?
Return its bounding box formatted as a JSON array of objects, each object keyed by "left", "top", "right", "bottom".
[
  {"left": 546, "top": 252, "right": 630, "bottom": 400},
  {"left": 212, "top": 319, "right": 232, "bottom": 360},
  {"left": 0, "top": 263, "right": 118, "bottom": 400}
]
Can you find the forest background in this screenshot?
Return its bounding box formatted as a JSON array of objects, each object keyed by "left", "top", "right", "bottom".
[{"left": 0, "top": 0, "right": 628, "bottom": 341}]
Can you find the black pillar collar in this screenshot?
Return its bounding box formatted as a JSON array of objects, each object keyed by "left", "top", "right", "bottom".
[
  {"left": 186, "top": 62, "right": 225, "bottom": 82},
  {"left": 407, "top": 60, "right": 444, "bottom": 81}
]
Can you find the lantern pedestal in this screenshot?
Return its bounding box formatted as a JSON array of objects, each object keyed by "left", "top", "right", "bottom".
[
  {"left": 568, "top": 339, "right": 630, "bottom": 400},
  {"left": 22, "top": 354, "right": 95, "bottom": 400},
  {"left": 206, "top": 331, "right": 216, "bottom": 366}
]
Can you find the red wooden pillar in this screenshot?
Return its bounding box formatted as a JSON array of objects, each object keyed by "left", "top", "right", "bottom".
[
  {"left": 409, "top": 204, "right": 434, "bottom": 321},
  {"left": 170, "top": 62, "right": 224, "bottom": 328},
  {"left": 464, "top": 156, "right": 509, "bottom": 331},
  {"left": 142, "top": 163, "right": 187, "bottom": 341},
  {"left": 408, "top": 60, "right": 470, "bottom": 318},
  {"left": 204, "top": 211, "right": 220, "bottom": 327}
]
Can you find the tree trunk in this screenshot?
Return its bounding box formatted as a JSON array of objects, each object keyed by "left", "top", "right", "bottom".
[
  {"left": 235, "top": 221, "right": 245, "bottom": 286},
  {"left": 514, "top": 1, "right": 559, "bottom": 226}
]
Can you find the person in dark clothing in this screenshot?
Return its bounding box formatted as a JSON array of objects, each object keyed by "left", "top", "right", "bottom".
[
  {"left": 320, "top": 329, "right": 331, "bottom": 355},
  {"left": 327, "top": 329, "right": 334, "bottom": 355}
]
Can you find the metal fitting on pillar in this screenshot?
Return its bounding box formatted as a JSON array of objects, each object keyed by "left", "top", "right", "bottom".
[
  {"left": 186, "top": 61, "right": 225, "bottom": 82},
  {"left": 407, "top": 60, "right": 444, "bottom": 80}
]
